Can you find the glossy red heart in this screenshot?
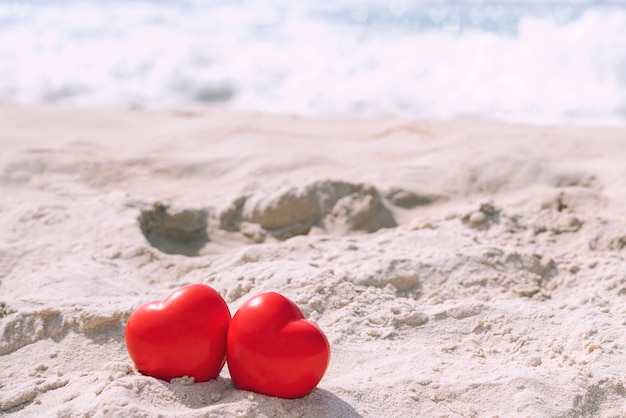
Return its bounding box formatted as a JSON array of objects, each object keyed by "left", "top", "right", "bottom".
[
  {"left": 125, "top": 284, "right": 231, "bottom": 382},
  {"left": 226, "top": 292, "right": 330, "bottom": 398}
]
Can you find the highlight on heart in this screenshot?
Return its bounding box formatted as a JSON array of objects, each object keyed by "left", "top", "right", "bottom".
[{"left": 124, "top": 285, "right": 330, "bottom": 399}]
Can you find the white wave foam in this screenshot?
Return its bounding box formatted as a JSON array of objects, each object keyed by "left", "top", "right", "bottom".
[{"left": 0, "top": 2, "right": 624, "bottom": 124}]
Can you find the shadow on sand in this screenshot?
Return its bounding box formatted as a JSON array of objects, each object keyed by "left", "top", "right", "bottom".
[{"left": 160, "top": 377, "right": 363, "bottom": 417}]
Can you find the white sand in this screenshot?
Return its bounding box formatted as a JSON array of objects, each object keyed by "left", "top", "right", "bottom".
[{"left": 2, "top": 103, "right": 626, "bottom": 417}]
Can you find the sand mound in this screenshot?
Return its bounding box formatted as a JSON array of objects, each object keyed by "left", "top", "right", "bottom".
[{"left": 218, "top": 180, "right": 397, "bottom": 241}]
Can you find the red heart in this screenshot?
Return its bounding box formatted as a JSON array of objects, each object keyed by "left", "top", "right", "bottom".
[
  {"left": 226, "top": 292, "right": 330, "bottom": 398},
  {"left": 125, "top": 284, "right": 231, "bottom": 382}
]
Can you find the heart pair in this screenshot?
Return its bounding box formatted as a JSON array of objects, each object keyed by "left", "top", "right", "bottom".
[{"left": 124, "top": 284, "right": 330, "bottom": 399}]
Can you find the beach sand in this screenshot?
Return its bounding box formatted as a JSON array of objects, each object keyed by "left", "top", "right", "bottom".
[{"left": 1, "top": 103, "right": 626, "bottom": 417}]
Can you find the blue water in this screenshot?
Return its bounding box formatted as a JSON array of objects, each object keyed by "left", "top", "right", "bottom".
[{"left": 1, "top": 0, "right": 625, "bottom": 124}]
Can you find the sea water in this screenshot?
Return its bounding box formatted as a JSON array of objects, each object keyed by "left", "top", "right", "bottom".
[{"left": 0, "top": 0, "right": 625, "bottom": 125}]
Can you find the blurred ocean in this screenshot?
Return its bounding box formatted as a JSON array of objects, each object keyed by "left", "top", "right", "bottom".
[{"left": 1, "top": 0, "right": 625, "bottom": 125}]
